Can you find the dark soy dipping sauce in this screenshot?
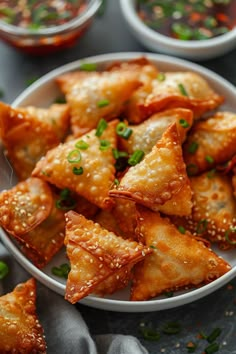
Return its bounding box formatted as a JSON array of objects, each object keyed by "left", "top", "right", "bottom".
[{"left": 136, "top": 0, "right": 236, "bottom": 40}]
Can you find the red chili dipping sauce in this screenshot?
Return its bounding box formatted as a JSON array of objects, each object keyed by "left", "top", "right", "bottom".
[
  {"left": 136, "top": 0, "right": 236, "bottom": 40},
  {"left": 0, "top": 0, "right": 87, "bottom": 29}
]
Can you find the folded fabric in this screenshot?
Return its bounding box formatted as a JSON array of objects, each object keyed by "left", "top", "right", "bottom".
[{"left": 0, "top": 242, "right": 149, "bottom": 354}]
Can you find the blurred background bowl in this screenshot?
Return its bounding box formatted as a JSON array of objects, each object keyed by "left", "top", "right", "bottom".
[
  {"left": 0, "top": 0, "right": 102, "bottom": 55},
  {"left": 120, "top": 0, "right": 236, "bottom": 61}
]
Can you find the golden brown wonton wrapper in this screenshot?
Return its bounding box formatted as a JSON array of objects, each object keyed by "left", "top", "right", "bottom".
[
  {"left": 0, "top": 102, "right": 61, "bottom": 180},
  {"left": 172, "top": 172, "right": 236, "bottom": 250},
  {"left": 130, "top": 206, "right": 231, "bottom": 301},
  {"left": 0, "top": 177, "right": 53, "bottom": 237},
  {"left": 64, "top": 211, "right": 152, "bottom": 303},
  {"left": 183, "top": 111, "right": 236, "bottom": 175},
  {"left": 119, "top": 108, "right": 193, "bottom": 155},
  {"left": 137, "top": 71, "right": 224, "bottom": 121},
  {"left": 0, "top": 278, "right": 46, "bottom": 353},
  {"left": 110, "top": 123, "right": 192, "bottom": 215},
  {"left": 32, "top": 120, "right": 117, "bottom": 210},
  {"left": 56, "top": 69, "right": 141, "bottom": 136}
]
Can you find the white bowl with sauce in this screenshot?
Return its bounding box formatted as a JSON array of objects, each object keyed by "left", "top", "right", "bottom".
[
  {"left": 0, "top": 0, "right": 101, "bottom": 55},
  {"left": 120, "top": 0, "right": 236, "bottom": 61}
]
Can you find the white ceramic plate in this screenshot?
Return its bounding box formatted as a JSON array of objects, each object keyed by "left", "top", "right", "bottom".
[{"left": 1, "top": 52, "right": 236, "bottom": 312}]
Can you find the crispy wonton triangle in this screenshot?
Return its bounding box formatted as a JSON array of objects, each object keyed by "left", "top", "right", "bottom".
[
  {"left": 0, "top": 278, "right": 46, "bottom": 353},
  {"left": 56, "top": 69, "right": 141, "bottom": 136},
  {"left": 0, "top": 102, "right": 61, "bottom": 180},
  {"left": 130, "top": 206, "right": 231, "bottom": 301},
  {"left": 64, "top": 211, "right": 152, "bottom": 303},
  {"left": 110, "top": 123, "right": 192, "bottom": 213},
  {"left": 0, "top": 177, "right": 53, "bottom": 237},
  {"left": 32, "top": 120, "right": 118, "bottom": 209},
  {"left": 119, "top": 108, "right": 193, "bottom": 155}
]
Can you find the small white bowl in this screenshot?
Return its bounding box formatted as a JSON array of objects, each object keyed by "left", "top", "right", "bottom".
[{"left": 120, "top": 0, "right": 236, "bottom": 61}]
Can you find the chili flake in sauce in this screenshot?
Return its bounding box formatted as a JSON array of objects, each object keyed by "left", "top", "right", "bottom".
[
  {"left": 136, "top": 0, "right": 236, "bottom": 40},
  {"left": 0, "top": 0, "right": 87, "bottom": 29}
]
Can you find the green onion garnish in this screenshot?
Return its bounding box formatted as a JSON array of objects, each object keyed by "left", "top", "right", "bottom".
[
  {"left": 207, "top": 169, "right": 216, "bottom": 179},
  {"left": 225, "top": 228, "right": 236, "bottom": 245},
  {"left": 196, "top": 219, "right": 208, "bottom": 234},
  {"left": 128, "top": 150, "right": 144, "bottom": 166},
  {"left": 73, "top": 166, "right": 83, "bottom": 175},
  {"left": 205, "top": 155, "right": 214, "bottom": 164},
  {"left": 162, "top": 321, "right": 182, "bottom": 334},
  {"left": 188, "top": 142, "right": 199, "bottom": 154},
  {"left": 207, "top": 328, "right": 222, "bottom": 343},
  {"left": 157, "top": 72, "right": 166, "bottom": 82},
  {"left": 112, "top": 148, "right": 128, "bottom": 159},
  {"left": 116, "top": 122, "right": 133, "bottom": 139},
  {"left": 204, "top": 342, "right": 219, "bottom": 354},
  {"left": 54, "top": 96, "right": 66, "bottom": 104},
  {"left": 56, "top": 188, "right": 77, "bottom": 211},
  {"left": 139, "top": 325, "right": 161, "bottom": 341},
  {"left": 67, "top": 150, "right": 82, "bottom": 163},
  {"left": 178, "top": 83, "right": 188, "bottom": 96},
  {"left": 164, "top": 291, "right": 174, "bottom": 298},
  {"left": 75, "top": 140, "right": 89, "bottom": 150},
  {"left": 179, "top": 119, "right": 190, "bottom": 128},
  {"left": 186, "top": 341, "right": 198, "bottom": 353},
  {"left": 97, "top": 99, "right": 110, "bottom": 108},
  {"left": 80, "top": 62, "right": 97, "bottom": 71},
  {"left": 99, "top": 139, "right": 111, "bottom": 151},
  {"left": 26, "top": 76, "right": 39, "bottom": 87},
  {"left": 0, "top": 261, "right": 9, "bottom": 279},
  {"left": 51, "top": 263, "right": 71, "bottom": 279},
  {"left": 178, "top": 226, "right": 186, "bottom": 234},
  {"left": 95, "top": 118, "right": 108, "bottom": 137},
  {"left": 0, "top": 89, "right": 5, "bottom": 98},
  {"left": 114, "top": 178, "right": 119, "bottom": 186},
  {"left": 186, "top": 163, "right": 198, "bottom": 176},
  {"left": 149, "top": 245, "right": 157, "bottom": 249}
]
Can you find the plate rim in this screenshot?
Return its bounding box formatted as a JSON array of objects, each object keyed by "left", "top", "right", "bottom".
[{"left": 1, "top": 51, "right": 236, "bottom": 312}]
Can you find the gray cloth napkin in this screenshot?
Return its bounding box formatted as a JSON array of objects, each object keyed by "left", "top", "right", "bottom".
[{"left": 0, "top": 243, "right": 149, "bottom": 354}]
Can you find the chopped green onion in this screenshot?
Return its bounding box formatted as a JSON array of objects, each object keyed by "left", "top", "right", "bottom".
[
  {"left": 162, "top": 321, "right": 182, "bottom": 334},
  {"left": 207, "top": 328, "right": 222, "bottom": 343},
  {"left": 128, "top": 150, "right": 144, "bottom": 166},
  {"left": 0, "top": 89, "right": 4, "bottom": 98},
  {"left": 149, "top": 245, "right": 157, "bottom": 249},
  {"left": 179, "top": 119, "right": 190, "bottom": 128},
  {"left": 26, "top": 76, "right": 39, "bottom": 87},
  {"left": 97, "top": 0, "right": 107, "bottom": 17},
  {"left": 0, "top": 261, "right": 9, "bottom": 279},
  {"left": 54, "top": 96, "right": 66, "bottom": 104},
  {"left": 56, "top": 188, "right": 77, "bottom": 210},
  {"left": 72, "top": 166, "right": 83, "bottom": 175},
  {"left": 178, "top": 226, "right": 186, "bottom": 234},
  {"left": 97, "top": 99, "right": 110, "bottom": 108},
  {"left": 172, "top": 23, "right": 193, "bottom": 40},
  {"left": 75, "top": 140, "right": 89, "bottom": 150},
  {"left": 139, "top": 326, "right": 161, "bottom": 341},
  {"left": 188, "top": 142, "right": 199, "bottom": 154},
  {"left": 204, "top": 342, "right": 219, "bottom": 354},
  {"left": 99, "top": 139, "right": 111, "bottom": 151},
  {"left": 95, "top": 118, "right": 108, "bottom": 137},
  {"left": 116, "top": 122, "right": 133, "bottom": 139},
  {"left": 205, "top": 155, "right": 214, "bottom": 164},
  {"left": 67, "top": 150, "right": 82, "bottom": 163},
  {"left": 225, "top": 228, "right": 236, "bottom": 245},
  {"left": 112, "top": 148, "right": 128, "bottom": 159},
  {"left": 60, "top": 188, "right": 70, "bottom": 200},
  {"left": 164, "top": 291, "right": 174, "bottom": 298},
  {"left": 51, "top": 263, "right": 70, "bottom": 279},
  {"left": 80, "top": 62, "right": 97, "bottom": 71},
  {"left": 178, "top": 83, "right": 188, "bottom": 96},
  {"left": 157, "top": 72, "right": 166, "bottom": 82},
  {"left": 196, "top": 219, "right": 208, "bottom": 234},
  {"left": 114, "top": 178, "right": 119, "bottom": 186},
  {"left": 186, "top": 163, "right": 198, "bottom": 176},
  {"left": 207, "top": 169, "right": 216, "bottom": 179}
]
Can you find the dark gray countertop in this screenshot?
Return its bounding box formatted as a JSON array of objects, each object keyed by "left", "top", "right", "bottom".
[{"left": 1, "top": 1, "right": 236, "bottom": 353}]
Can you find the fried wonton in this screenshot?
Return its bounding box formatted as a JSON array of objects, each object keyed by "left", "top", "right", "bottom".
[
  {"left": 183, "top": 111, "right": 236, "bottom": 175},
  {"left": 0, "top": 278, "right": 46, "bottom": 353},
  {"left": 0, "top": 102, "right": 61, "bottom": 180},
  {"left": 18, "top": 103, "right": 70, "bottom": 140},
  {"left": 93, "top": 209, "right": 126, "bottom": 238},
  {"left": 15, "top": 190, "right": 66, "bottom": 268},
  {"left": 110, "top": 123, "right": 192, "bottom": 215},
  {"left": 0, "top": 177, "right": 53, "bottom": 237},
  {"left": 112, "top": 198, "right": 138, "bottom": 239},
  {"left": 130, "top": 206, "right": 231, "bottom": 301},
  {"left": 119, "top": 108, "right": 193, "bottom": 155},
  {"left": 137, "top": 71, "right": 224, "bottom": 121},
  {"left": 64, "top": 211, "right": 152, "bottom": 303},
  {"left": 172, "top": 172, "right": 236, "bottom": 250},
  {"left": 56, "top": 69, "right": 141, "bottom": 136},
  {"left": 32, "top": 120, "right": 117, "bottom": 210}
]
